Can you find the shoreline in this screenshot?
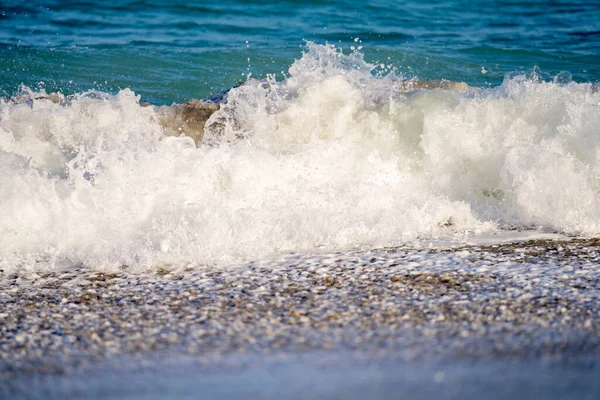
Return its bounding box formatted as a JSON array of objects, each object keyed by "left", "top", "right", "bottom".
[{"left": 2, "top": 238, "right": 600, "bottom": 386}]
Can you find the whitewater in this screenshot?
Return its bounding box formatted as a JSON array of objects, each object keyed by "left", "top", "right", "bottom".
[{"left": 1, "top": 43, "right": 599, "bottom": 273}]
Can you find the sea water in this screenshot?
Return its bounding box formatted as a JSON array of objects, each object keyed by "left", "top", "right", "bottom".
[
  {"left": 1, "top": 0, "right": 600, "bottom": 273},
  {"left": 2, "top": 0, "right": 599, "bottom": 103}
]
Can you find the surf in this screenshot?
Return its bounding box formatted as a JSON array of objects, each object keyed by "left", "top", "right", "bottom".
[{"left": 0, "top": 42, "right": 599, "bottom": 273}]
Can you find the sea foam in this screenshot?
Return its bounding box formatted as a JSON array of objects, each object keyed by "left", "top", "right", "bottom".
[{"left": 1, "top": 43, "right": 599, "bottom": 272}]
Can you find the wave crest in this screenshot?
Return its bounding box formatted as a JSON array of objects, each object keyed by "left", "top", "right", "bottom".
[{"left": 1, "top": 43, "right": 599, "bottom": 272}]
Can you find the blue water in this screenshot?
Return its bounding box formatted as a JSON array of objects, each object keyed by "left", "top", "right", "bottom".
[{"left": 1, "top": 0, "right": 599, "bottom": 104}]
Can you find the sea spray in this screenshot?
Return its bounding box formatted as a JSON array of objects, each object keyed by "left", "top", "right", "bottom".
[{"left": 0, "top": 43, "right": 599, "bottom": 272}]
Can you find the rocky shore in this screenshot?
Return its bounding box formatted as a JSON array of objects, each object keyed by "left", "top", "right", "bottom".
[{"left": 1, "top": 238, "right": 599, "bottom": 390}]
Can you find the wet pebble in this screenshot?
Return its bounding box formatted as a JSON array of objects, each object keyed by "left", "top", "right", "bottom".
[{"left": 1, "top": 238, "right": 599, "bottom": 378}]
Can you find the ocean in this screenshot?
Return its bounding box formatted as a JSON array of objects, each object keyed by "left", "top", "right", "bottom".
[
  {"left": 1, "top": 0, "right": 599, "bottom": 105},
  {"left": 1, "top": 0, "right": 600, "bottom": 104}
]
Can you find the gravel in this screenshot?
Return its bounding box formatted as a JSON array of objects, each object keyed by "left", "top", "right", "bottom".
[{"left": 1, "top": 238, "right": 599, "bottom": 382}]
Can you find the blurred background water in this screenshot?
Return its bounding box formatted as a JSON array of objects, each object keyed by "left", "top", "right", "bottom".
[{"left": 1, "top": 0, "right": 599, "bottom": 104}]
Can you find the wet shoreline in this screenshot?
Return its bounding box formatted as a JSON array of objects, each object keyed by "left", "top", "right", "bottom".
[{"left": 2, "top": 238, "right": 599, "bottom": 391}]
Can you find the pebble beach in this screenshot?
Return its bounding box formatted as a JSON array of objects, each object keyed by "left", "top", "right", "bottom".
[{"left": 2, "top": 238, "right": 600, "bottom": 398}]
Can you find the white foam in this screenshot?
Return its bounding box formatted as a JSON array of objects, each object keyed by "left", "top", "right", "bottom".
[{"left": 1, "top": 43, "right": 599, "bottom": 272}]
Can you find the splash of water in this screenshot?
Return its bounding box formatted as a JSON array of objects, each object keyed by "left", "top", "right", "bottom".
[{"left": 1, "top": 43, "right": 599, "bottom": 272}]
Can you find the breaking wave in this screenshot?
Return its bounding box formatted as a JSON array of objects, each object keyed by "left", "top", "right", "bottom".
[{"left": 1, "top": 43, "right": 599, "bottom": 272}]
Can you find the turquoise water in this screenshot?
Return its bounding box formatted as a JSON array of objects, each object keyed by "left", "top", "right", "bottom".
[{"left": 1, "top": 0, "right": 599, "bottom": 104}]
